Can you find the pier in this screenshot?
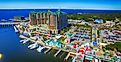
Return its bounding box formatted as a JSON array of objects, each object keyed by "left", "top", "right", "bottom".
[
  {"left": 54, "top": 49, "right": 61, "bottom": 57},
  {"left": 0, "top": 22, "right": 24, "bottom": 27},
  {"left": 43, "top": 46, "right": 77, "bottom": 61},
  {"left": 44, "top": 47, "right": 52, "bottom": 54},
  {"left": 19, "top": 35, "right": 78, "bottom": 61},
  {"left": 65, "top": 52, "right": 71, "bottom": 60},
  {"left": 0, "top": 22, "right": 14, "bottom": 27}
]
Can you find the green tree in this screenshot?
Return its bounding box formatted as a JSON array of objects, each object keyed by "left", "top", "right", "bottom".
[{"left": 105, "top": 42, "right": 121, "bottom": 52}]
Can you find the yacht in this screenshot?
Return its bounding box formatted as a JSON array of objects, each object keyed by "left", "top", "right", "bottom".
[
  {"left": 28, "top": 42, "right": 39, "bottom": 49},
  {"left": 37, "top": 46, "right": 45, "bottom": 52},
  {"left": 20, "top": 39, "right": 29, "bottom": 44}
]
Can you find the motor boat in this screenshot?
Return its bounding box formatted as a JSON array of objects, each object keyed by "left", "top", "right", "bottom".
[
  {"left": 14, "top": 26, "right": 19, "bottom": 32},
  {"left": 28, "top": 42, "right": 38, "bottom": 49},
  {"left": 72, "top": 56, "right": 77, "bottom": 62},
  {"left": 20, "top": 39, "right": 29, "bottom": 44},
  {"left": 37, "top": 46, "right": 45, "bottom": 52},
  {"left": 19, "top": 35, "right": 27, "bottom": 39}
]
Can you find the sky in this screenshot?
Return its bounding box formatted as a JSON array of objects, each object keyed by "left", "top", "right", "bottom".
[{"left": 0, "top": 0, "right": 121, "bottom": 10}]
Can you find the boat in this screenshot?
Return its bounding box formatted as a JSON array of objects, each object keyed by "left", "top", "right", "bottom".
[
  {"left": 19, "top": 35, "right": 27, "bottom": 39},
  {"left": 28, "top": 42, "right": 39, "bottom": 49},
  {"left": 37, "top": 46, "right": 45, "bottom": 52},
  {"left": 14, "top": 26, "right": 19, "bottom": 32},
  {"left": 72, "top": 56, "right": 77, "bottom": 62},
  {"left": 20, "top": 39, "right": 29, "bottom": 44}
]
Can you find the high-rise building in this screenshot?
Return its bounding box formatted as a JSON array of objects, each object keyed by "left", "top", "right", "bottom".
[{"left": 29, "top": 10, "right": 68, "bottom": 34}]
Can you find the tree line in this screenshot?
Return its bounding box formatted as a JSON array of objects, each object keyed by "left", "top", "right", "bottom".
[{"left": 67, "top": 13, "right": 121, "bottom": 22}]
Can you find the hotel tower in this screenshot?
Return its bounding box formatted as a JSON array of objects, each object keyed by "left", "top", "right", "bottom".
[{"left": 29, "top": 10, "right": 68, "bottom": 34}]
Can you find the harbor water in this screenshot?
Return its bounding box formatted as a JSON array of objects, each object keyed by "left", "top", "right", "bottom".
[{"left": 0, "top": 27, "right": 63, "bottom": 62}]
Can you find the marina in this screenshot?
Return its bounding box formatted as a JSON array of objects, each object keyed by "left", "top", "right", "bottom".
[
  {"left": 0, "top": 9, "right": 121, "bottom": 62},
  {"left": 1, "top": 18, "right": 121, "bottom": 62},
  {"left": 17, "top": 30, "right": 81, "bottom": 61},
  {"left": 0, "top": 27, "right": 64, "bottom": 62}
]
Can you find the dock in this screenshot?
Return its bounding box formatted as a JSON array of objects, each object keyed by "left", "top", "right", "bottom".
[
  {"left": 54, "top": 49, "right": 61, "bottom": 57},
  {"left": 19, "top": 34, "right": 78, "bottom": 61},
  {"left": 65, "top": 52, "right": 71, "bottom": 60},
  {"left": 43, "top": 46, "right": 77, "bottom": 61},
  {"left": 44, "top": 47, "right": 52, "bottom": 54}
]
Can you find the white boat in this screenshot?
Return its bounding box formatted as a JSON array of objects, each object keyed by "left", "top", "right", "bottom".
[
  {"left": 28, "top": 42, "right": 38, "bottom": 49},
  {"left": 20, "top": 39, "right": 29, "bottom": 44},
  {"left": 30, "top": 37, "right": 37, "bottom": 40},
  {"left": 14, "top": 26, "right": 19, "bottom": 32},
  {"left": 94, "top": 58, "right": 101, "bottom": 62},
  {"left": 20, "top": 40, "right": 24, "bottom": 43},
  {"left": 37, "top": 46, "right": 45, "bottom": 52},
  {"left": 72, "top": 56, "right": 77, "bottom": 62},
  {"left": 19, "top": 35, "right": 27, "bottom": 39}
]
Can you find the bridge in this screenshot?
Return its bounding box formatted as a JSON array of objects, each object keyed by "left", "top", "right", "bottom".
[{"left": 0, "top": 22, "right": 24, "bottom": 27}]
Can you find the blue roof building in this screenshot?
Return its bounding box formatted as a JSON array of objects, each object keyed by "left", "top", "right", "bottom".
[
  {"left": 93, "top": 41, "right": 98, "bottom": 46},
  {"left": 94, "top": 19, "right": 103, "bottom": 23}
]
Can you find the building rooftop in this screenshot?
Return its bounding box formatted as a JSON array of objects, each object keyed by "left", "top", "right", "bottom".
[
  {"left": 30, "top": 9, "right": 66, "bottom": 16},
  {"left": 94, "top": 19, "right": 104, "bottom": 23}
]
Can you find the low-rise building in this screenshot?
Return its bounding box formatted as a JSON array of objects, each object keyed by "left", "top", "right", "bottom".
[{"left": 105, "top": 21, "right": 115, "bottom": 27}]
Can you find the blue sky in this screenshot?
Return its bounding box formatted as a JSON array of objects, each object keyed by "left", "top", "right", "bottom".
[{"left": 0, "top": 0, "right": 121, "bottom": 10}]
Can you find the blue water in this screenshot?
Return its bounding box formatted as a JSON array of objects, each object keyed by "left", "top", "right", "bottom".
[
  {"left": 0, "top": 9, "right": 121, "bottom": 20},
  {"left": 0, "top": 27, "right": 63, "bottom": 62}
]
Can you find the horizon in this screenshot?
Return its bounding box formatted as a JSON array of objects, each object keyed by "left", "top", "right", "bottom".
[{"left": 0, "top": 8, "right": 121, "bottom": 11}]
